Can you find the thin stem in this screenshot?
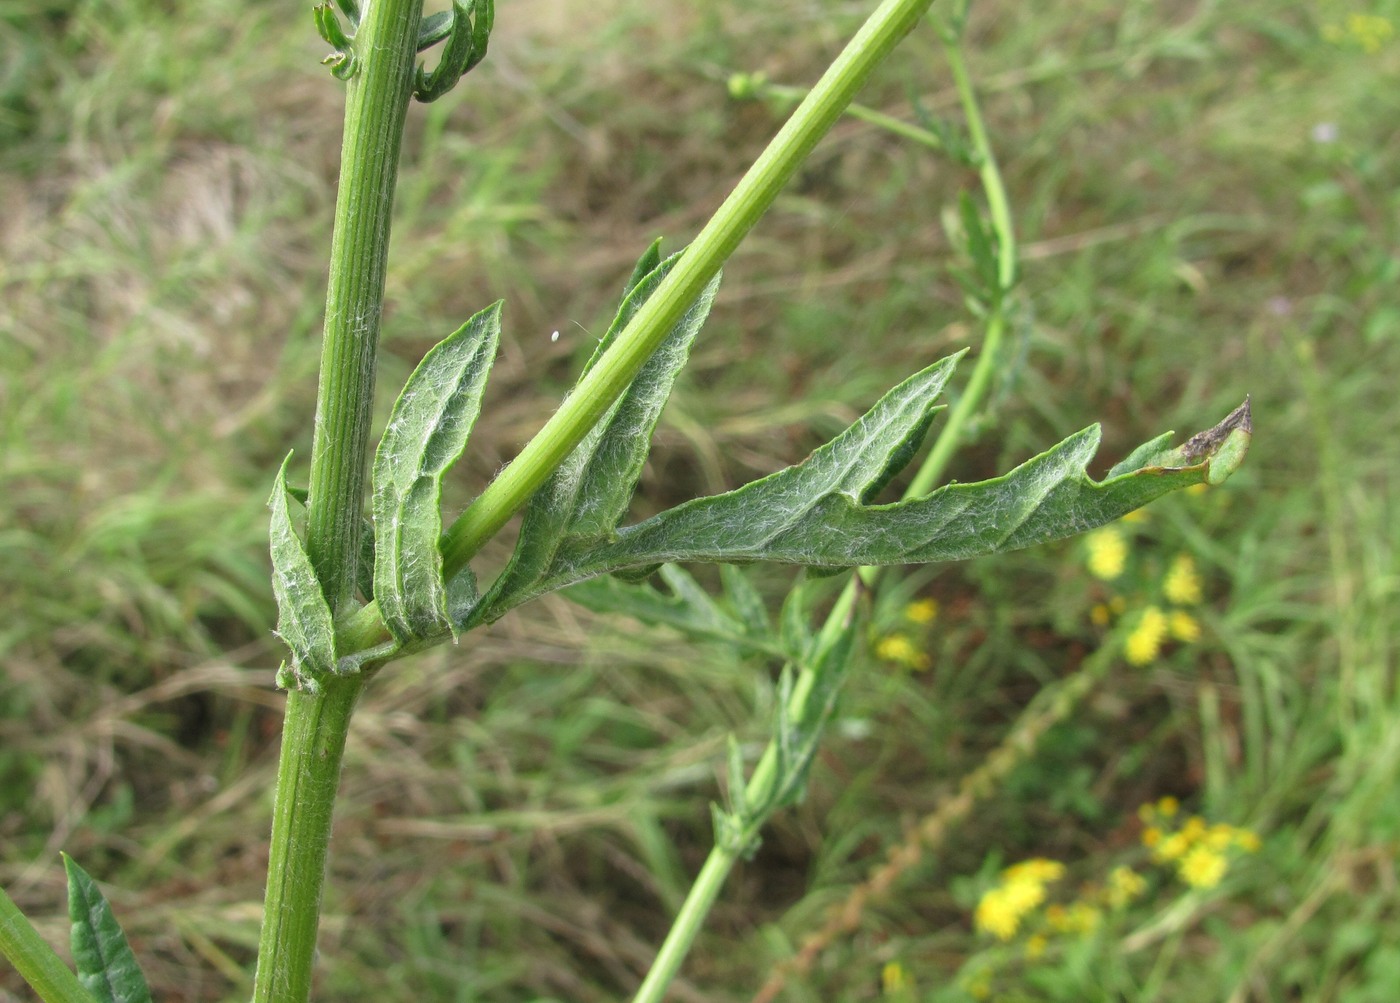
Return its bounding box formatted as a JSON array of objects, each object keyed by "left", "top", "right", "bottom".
[
  {"left": 337, "top": 0, "right": 939, "bottom": 657},
  {"left": 439, "top": 0, "right": 938, "bottom": 578},
  {"left": 634, "top": 24, "right": 1021, "bottom": 1001},
  {"left": 906, "top": 33, "right": 1015, "bottom": 499},
  {"left": 305, "top": 0, "right": 422, "bottom": 613},
  {"left": 251, "top": 681, "right": 363, "bottom": 1003},
  {"left": 254, "top": 2, "right": 421, "bottom": 1001},
  {"left": 0, "top": 884, "right": 96, "bottom": 1003}
]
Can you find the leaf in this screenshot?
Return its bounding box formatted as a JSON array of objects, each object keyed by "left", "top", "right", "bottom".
[
  {"left": 463, "top": 250, "right": 720, "bottom": 629},
  {"left": 63, "top": 855, "right": 153, "bottom": 1003},
  {"left": 476, "top": 356, "right": 1251, "bottom": 616},
  {"left": 268, "top": 454, "right": 336, "bottom": 692},
  {"left": 284, "top": 485, "right": 375, "bottom": 601},
  {"left": 566, "top": 565, "right": 782, "bottom": 659},
  {"left": 373, "top": 301, "right": 501, "bottom": 647},
  {"left": 622, "top": 237, "right": 664, "bottom": 300}
]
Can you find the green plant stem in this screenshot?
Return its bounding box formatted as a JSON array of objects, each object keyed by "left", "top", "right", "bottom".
[
  {"left": 437, "top": 0, "right": 937, "bottom": 573},
  {"left": 252, "top": 681, "right": 363, "bottom": 1003},
  {"left": 904, "top": 31, "right": 1015, "bottom": 499},
  {"left": 305, "top": 0, "right": 422, "bottom": 614},
  {"left": 753, "top": 82, "right": 946, "bottom": 151},
  {"left": 632, "top": 27, "right": 1019, "bottom": 1002},
  {"left": 255, "top": 2, "right": 421, "bottom": 1001},
  {"left": 0, "top": 884, "right": 96, "bottom": 1003},
  {"left": 337, "top": 0, "right": 940, "bottom": 656}
]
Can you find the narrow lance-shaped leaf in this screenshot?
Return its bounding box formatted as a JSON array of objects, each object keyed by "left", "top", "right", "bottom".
[
  {"left": 269, "top": 453, "right": 336, "bottom": 693},
  {"left": 64, "top": 854, "right": 153, "bottom": 1003},
  {"left": 564, "top": 566, "right": 783, "bottom": 659},
  {"left": 373, "top": 301, "right": 501, "bottom": 647},
  {"left": 461, "top": 248, "right": 720, "bottom": 629},
  {"left": 481, "top": 360, "right": 1250, "bottom": 615}
]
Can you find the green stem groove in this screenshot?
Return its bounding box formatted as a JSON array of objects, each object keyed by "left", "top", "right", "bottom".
[{"left": 255, "top": 2, "right": 422, "bottom": 1001}]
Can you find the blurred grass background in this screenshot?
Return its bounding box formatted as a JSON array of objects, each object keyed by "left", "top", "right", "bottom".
[{"left": 1, "top": 0, "right": 1396, "bottom": 1000}]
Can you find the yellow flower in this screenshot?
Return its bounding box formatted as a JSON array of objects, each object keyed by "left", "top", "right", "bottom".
[
  {"left": 1005, "top": 858, "right": 1066, "bottom": 884},
  {"left": 881, "top": 961, "right": 911, "bottom": 994},
  {"left": 1178, "top": 845, "right": 1228, "bottom": 889},
  {"left": 1125, "top": 606, "right": 1168, "bottom": 665},
  {"left": 1156, "top": 796, "right": 1180, "bottom": 818},
  {"left": 1169, "top": 610, "right": 1201, "bottom": 643},
  {"left": 1141, "top": 826, "right": 1162, "bottom": 849},
  {"left": 1120, "top": 508, "right": 1150, "bottom": 523},
  {"left": 1163, "top": 554, "right": 1203, "bottom": 605},
  {"left": 875, "top": 634, "right": 931, "bottom": 670},
  {"left": 1025, "top": 933, "right": 1048, "bottom": 960},
  {"left": 1328, "top": 13, "right": 1395, "bottom": 53},
  {"left": 1090, "top": 603, "right": 1112, "bottom": 626},
  {"left": 1181, "top": 815, "right": 1208, "bottom": 843},
  {"left": 1153, "top": 831, "right": 1190, "bottom": 864},
  {"left": 975, "top": 860, "right": 1062, "bottom": 941},
  {"left": 1206, "top": 823, "right": 1237, "bottom": 851},
  {"left": 1085, "top": 527, "right": 1128, "bottom": 580},
  {"left": 1235, "top": 829, "right": 1262, "bottom": 853},
  {"left": 974, "top": 886, "right": 1024, "bottom": 940},
  {"left": 904, "top": 598, "right": 939, "bottom": 624},
  {"left": 1106, "top": 866, "right": 1147, "bottom": 908}
]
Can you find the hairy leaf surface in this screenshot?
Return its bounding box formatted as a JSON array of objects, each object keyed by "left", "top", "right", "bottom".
[
  {"left": 474, "top": 358, "right": 1250, "bottom": 621},
  {"left": 269, "top": 454, "right": 336, "bottom": 691},
  {"left": 460, "top": 250, "right": 720, "bottom": 629},
  {"left": 373, "top": 302, "right": 501, "bottom": 645},
  {"left": 64, "top": 855, "right": 153, "bottom": 1003}
]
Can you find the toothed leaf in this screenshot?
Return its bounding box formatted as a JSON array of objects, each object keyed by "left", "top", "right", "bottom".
[
  {"left": 476, "top": 355, "right": 1250, "bottom": 616},
  {"left": 373, "top": 302, "right": 501, "bottom": 647}
]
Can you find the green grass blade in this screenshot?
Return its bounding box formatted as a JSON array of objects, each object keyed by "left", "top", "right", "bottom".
[
  {"left": 269, "top": 454, "right": 337, "bottom": 692},
  {"left": 0, "top": 881, "right": 96, "bottom": 1003},
  {"left": 372, "top": 301, "right": 501, "bottom": 646},
  {"left": 63, "top": 856, "right": 152, "bottom": 1003}
]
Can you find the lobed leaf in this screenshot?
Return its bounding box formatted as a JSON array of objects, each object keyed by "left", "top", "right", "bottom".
[
  {"left": 475, "top": 357, "right": 1250, "bottom": 619},
  {"left": 373, "top": 302, "right": 501, "bottom": 647},
  {"left": 268, "top": 454, "right": 336, "bottom": 692},
  {"left": 461, "top": 248, "right": 720, "bottom": 629},
  {"left": 64, "top": 855, "right": 153, "bottom": 1003}
]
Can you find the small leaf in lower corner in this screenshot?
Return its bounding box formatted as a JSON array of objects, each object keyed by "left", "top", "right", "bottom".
[{"left": 63, "top": 854, "right": 153, "bottom": 1003}]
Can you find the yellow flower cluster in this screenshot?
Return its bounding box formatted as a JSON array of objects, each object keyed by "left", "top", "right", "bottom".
[
  {"left": 1121, "top": 554, "right": 1205, "bottom": 665},
  {"left": 974, "top": 859, "right": 1065, "bottom": 940},
  {"left": 873, "top": 600, "right": 939, "bottom": 670},
  {"left": 1138, "top": 797, "right": 1260, "bottom": 889},
  {"left": 874, "top": 633, "right": 931, "bottom": 671},
  {"left": 1163, "top": 554, "right": 1203, "bottom": 605},
  {"left": 1323, "top": 12, "right": 1394, "bottom": 53},
  {"left": 1079, "top": 513, "right": 1209, "bottom": 664},
  {"left": 1124, "top": 605, "right": 1169, "bottom": 666},
  {"left": 1084, "top": 527, "right": 1128, "bottom": 580}
]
